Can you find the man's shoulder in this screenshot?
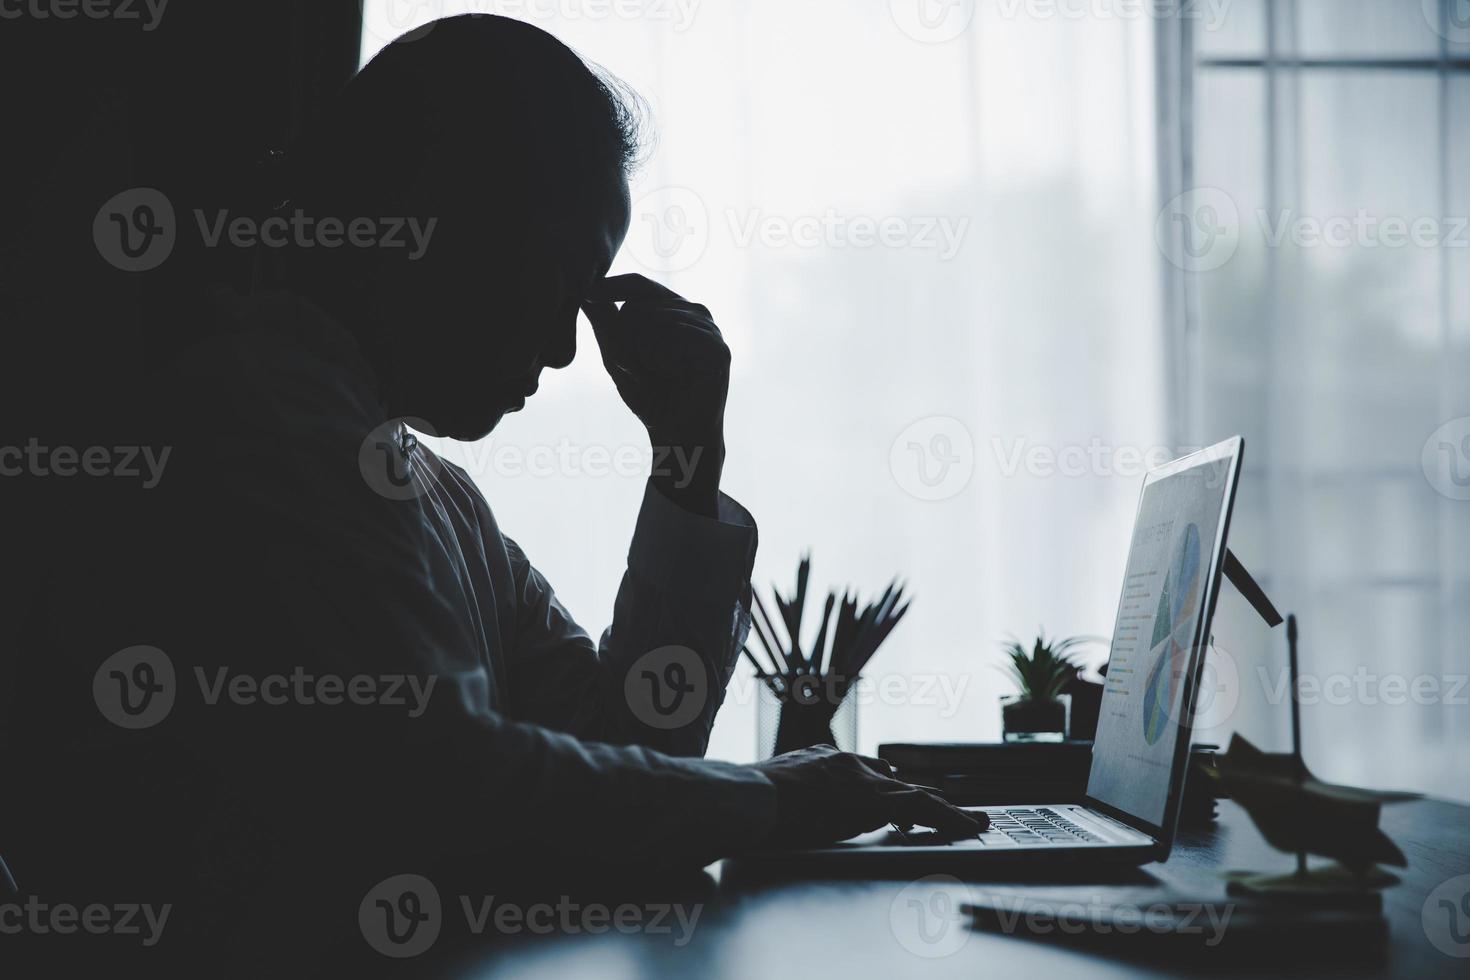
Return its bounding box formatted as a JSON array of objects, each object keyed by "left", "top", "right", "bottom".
[{"left": 159, "top": 287, "right": 384, "bottom": 441}]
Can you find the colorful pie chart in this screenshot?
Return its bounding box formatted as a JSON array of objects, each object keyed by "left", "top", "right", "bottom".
[{"left": 1141, "top": 523, "right": 1202, "bottom": 745}]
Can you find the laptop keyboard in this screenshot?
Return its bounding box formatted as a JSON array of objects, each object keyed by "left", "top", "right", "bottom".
[{"left": 984, "top": 807, "right": 1104, "bottom": 845}]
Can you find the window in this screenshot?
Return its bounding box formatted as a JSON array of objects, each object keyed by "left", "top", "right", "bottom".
[
  {"left": 1175, "top": 0, "right": 1470, "bottom": 800},
  {"left": 361, "top": 2, "right": 1167, "bottom": 763}
]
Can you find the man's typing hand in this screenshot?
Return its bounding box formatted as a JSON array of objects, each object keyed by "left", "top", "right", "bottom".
[
  {"left": 751, "top": 745, "right": 986, "bottom": 848},
  {"left": 582, "top": 275, "right": 728, "bottom": 519}
]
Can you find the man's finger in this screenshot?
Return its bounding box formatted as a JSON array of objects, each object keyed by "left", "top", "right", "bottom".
[
  {"left": 884, "top": 785, "right": 983, "bottom": 838},
  {"left": 854, "top": 754, "right": 896, "bottom": 778},
  {"left": 586, "top": 273, "right": 686, "bottom": 305}
]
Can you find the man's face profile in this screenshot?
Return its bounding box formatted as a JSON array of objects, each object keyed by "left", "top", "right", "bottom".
[{"left": 374, "top": 160, "right": 633, "bottom": 443}]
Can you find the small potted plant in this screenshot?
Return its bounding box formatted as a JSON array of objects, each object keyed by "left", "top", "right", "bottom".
[{"left": 998, "top": 632, "right": 1094, "bottom": 742}]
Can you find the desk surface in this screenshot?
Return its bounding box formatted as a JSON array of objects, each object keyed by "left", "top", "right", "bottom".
[{"left": 446, "top": 799, "right": 1469, "bottom": 979}]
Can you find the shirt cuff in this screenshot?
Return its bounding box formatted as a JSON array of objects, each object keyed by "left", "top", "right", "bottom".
[{"left": 628, "top": 480, "right": 758, "bottom": 604}]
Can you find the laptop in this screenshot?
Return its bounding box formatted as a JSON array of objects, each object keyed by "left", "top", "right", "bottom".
[{"left": 748, "top": 437, "right": 1245, "bottom": 869}]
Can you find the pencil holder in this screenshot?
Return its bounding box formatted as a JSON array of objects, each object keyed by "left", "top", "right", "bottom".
[
  {"left": 756, "top": 680, "right": 858, "bottom": 759},
  {"left": 745, "top": 553, "right": 908, "bottom": 760}
]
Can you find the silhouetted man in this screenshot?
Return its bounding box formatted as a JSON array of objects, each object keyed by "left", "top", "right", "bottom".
[{"left": 8, "top": 14, "right": 976, "bottom": 968}]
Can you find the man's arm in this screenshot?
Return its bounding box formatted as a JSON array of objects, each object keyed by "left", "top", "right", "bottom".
[{"left": 499, "top": 479, "right": 756, "bottom": 756}]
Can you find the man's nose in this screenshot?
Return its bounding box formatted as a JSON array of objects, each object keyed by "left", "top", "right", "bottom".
[{"left": 542, "top": 307, "right": 578, "bottom": 369}]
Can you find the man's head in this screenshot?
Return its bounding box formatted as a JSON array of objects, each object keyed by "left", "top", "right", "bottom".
[{"left": 290, "top": 15, "right": 645, "bottom": 439}]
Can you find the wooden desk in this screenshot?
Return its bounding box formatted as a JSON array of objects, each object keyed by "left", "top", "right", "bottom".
[{"left": 448, "top": 799, "right": 1470, "bottom": 979}]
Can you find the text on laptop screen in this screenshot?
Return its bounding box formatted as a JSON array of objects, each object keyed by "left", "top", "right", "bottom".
[{"left": 1086, "top": 455, "right": 1233, "bottom": 829}]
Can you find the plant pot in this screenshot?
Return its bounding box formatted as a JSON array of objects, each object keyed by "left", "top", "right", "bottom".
[{"left": 1001, "top": 694, "right": 1070, "bottom": 743}]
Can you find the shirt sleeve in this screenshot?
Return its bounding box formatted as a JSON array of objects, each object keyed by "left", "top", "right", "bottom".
[
  {"left": 502, "top": 480, "right": 759, "bottom": 760},
  {"left": 71, "top": 310, "right": 779, "bottom": 884}
]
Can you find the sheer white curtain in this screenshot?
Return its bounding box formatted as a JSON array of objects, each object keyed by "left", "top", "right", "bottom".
[
  {"left": 1175, "top": 0, "right": 1470, "bottom": 802},
  {"left": 362, "top": 1, "right": 1165, "bottom": 763}
]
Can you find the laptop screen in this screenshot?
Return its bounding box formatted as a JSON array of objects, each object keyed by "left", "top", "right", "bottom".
[{"left": 1086, "top": 448, "right": 1236, "bottom": 831}]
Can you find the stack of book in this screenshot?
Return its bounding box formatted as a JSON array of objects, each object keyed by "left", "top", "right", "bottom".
[{"left": 878, "top": 741, "right": 1220, "bottom": 826}]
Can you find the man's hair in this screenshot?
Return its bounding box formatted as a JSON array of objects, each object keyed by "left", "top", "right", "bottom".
[{"left": 291, "top": 14, "right": 649, "bottom": 226}]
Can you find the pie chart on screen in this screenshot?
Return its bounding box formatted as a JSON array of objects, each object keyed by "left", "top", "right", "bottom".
[{"left": 1141, "top": 523, "right": 1202, "bottom": 745}]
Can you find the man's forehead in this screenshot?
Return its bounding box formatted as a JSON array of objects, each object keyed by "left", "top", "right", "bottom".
[{"left": 594, "top": 176, "right": 632, "bottom": 272}]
